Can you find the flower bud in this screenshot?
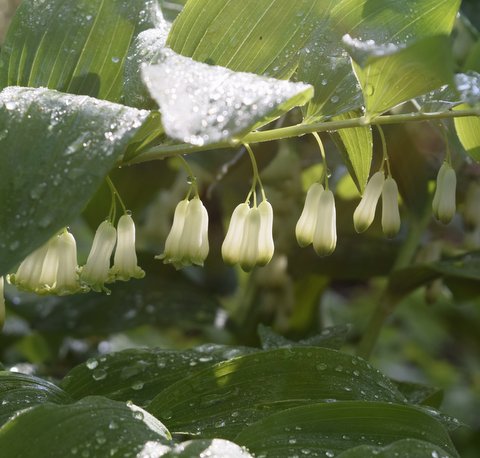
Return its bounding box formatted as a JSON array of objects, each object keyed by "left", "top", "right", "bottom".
[
  {"left": 257, "top": 200, "right": 275, "bottom": 266},
  {"left": 295, "top": 183, "right": 324, "bottom": 247},
  {"left": 433, "top": 163, "right": 456, "bottom": 224},
  {"left": 313, "top": 189, "right": 337, "bottom": 256},
  {"left": 54, "top": 231, "right": 82, "bottom": 295},
  {"left": 381, "top": 177, "right": 401, "bottom": 238},
  {"left": 81, "top": 221, "right": 117, "bottom": 292},
  {"left": 110, "top": 214, "right": 145, "bottom": 281},
  {"left": 9, "top": 243, "right": 49, "bottom": 291},
  {"left": 239, "top": 207, "right": 262, "bottom": 272},
  {"left": 221, "top": 203, "right": 250, "bottom": 265},
  {"left": 354, "top": 171, "right": 385, "bottom": 233}
]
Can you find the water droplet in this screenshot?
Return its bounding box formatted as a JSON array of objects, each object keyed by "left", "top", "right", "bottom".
[
  {"left": 131, "top": 381, "right": 144, "bottom": 391},
  {"left": 316, "top": 363, "right": 327, "bottom": 371},
  {"left": 111, "top": 57, "right": 120, "bottom": 64},
  {"left": 86, "top": 358, "right": 98, "bottom": 370},
  {"left": 365, "top": 84, "right": 375, "bottom": 96},
  {"left": 92, "top": 369, "right": 107, "bottom": 381},
  {"left": 108, "top": 420, "right": 119, "bottom": 430}
]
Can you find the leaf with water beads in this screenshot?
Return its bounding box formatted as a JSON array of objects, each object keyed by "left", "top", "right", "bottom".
[
  {"left": 0, "top": 87, "right": 149, "bottom": 275},
  {"left": 142, "top": 49, "right": 313, "bottom": 146},
  {"left": 0, "top": 396, "right": 171, "bottom": 458},
  {"left": 147, "top": 347, "right": 405, "bottom": 440}
]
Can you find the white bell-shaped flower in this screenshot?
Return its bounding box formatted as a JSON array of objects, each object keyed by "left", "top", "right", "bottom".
[
  {"left": 0, "top": 277, "right": 5, "bottom": 330},
  {"left": 9, "top": 243, "right": 49, "bottom": 292},
  {"left": 313, "top": 189, "right": 337, "bottom": 256},
  {"left": 295, "top": 183, "right": 324, "bottom": 247},
  {"left": 54, "top": 231, "right": 82, "bottom": 295},
  {"left": 381, "top": 176, "right": 401, "bottom": 238},
  {"left": 353, "top": 171, "right": 385, "bottom": 233},
  {"left": 110, "top": 214, "right": 145, "bottom": 281},
  {"left": 81, "top": 221, "right": 117, "bottom": 291},
  {"left": 159, "top": 197, "right": 209, "bottom": 269},
  {"left": 221, "top": 203, "right": 250, "bottom": 266},
  {"left": 222, "top": 200, "right": 275, "bottom": 272},
  {"left": 433, "top": 162, "right": 456, "bottom": 224}
]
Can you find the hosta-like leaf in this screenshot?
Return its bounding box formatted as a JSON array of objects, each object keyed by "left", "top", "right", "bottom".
[
  {"left": 0, "top": 0, "right": 162, "bottom": 101},
  {"left": 61, "top": 344, "right": 256, "bottom": 407},
  {"left": 0, "top": 87, "right": 149, "bottom": 275},
  {"left": 0, "top": 371, "right": 71, "bottom": 427},
  {"left": 235, "top": 402, "right": 458, "bottom": 457},
  {"left": 345, "top": 34, "right": 455, "bottom": 119},
  {"left": 0, "top": 396, "right": 171, "bottom": 458},
  {"left": 147, "top": 347, "right": 405, "bottom": 439},
  {"left": 337, "top": 439, "right": 455, "bottom": 458},
  {"left": 332, "top": 111, "right": 372, "bottom": 193},
  {"left": 142, "top": 50, "right": 313, "bottom": 146},
  {"left": 454, "top": 103, "right": 480, "bottom": 162}
]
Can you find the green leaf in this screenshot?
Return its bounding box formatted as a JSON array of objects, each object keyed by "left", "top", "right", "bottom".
[
  {"left": 61, "top": 344, "right": 256, "bottom": 407},
  {"left": 12, "top": 257, "right": 221, "bottom": 337},
  {"left": 235, "top": 402, "right": 458, "bottom": 457},
  {"left": 394, "top": 380, "right": 443, "bottom": 409},
  {"left": 0, "top": 0, "right": 162, "bottom": 101},
  {"left": 167, "top": 0, "right": 326, "bottom": 78},
  {"left": 258, "top": 324, "right": 348, "bottom": 350},
  {"left": 332, "top": 111, "right": 372, "bottom": 193},
  {"left": 0, "top": 396, "right": 171, "bottom": 458},
  {"left": 454, "top": 103, "right": 480, "bottom": 161},
  {"left": 0, "top": 371, "right": 71, "bottom": 427},
  {"left": 142, "top": 50, "right": 313, "bottom": 145},
  {"left": 0, "top": 87, "right": 149, "bottom": 275},
  {"left": 163, "top": 439, "right": 253, "bottom": 457},
  {"left": 345, "top": 35, "right": 455, "bottom": 119},
  {"left": 336, "top": 439, "right": 456, "bottom": 458},
  {"left": 147, "top": 347, "right": 405, "bottom": 439}
]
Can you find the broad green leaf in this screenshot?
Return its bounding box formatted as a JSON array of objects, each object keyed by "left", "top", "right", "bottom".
[
  {"left": 332, "top": 111, "right": 372, "bottom": 193},
  {"left": 167, "top": 0, "right": 330, "bottom": 79},
  {"left": 394, "top": 380, "right": 443, "bottom": 409},
  {"left": 0, "top": 0, "right": 162, "bottom": 101},
  {"left": 300, "top": 0, "right": 460, "bottom": 121},
  {"left": 163, "top": 439, "right": 253, "bottom": 457},
  {"left": 454, "top": 103, "right": 480, "bottom": 161},
  {"left": 124, "top": 26, "right": 170, "bottom": 109},
  {"left": 0, "top": 371, "right": 71, "bottom": 427},
  {"left": 61, "top": 344, "right": 256, "bottom": 407},
  {"left": 142, "top": 50, "right": 313, "bottom": 146},
  {"left": 337, "top": 439, "right": 455, "bottom": 458},
  {"left": 235, "top": 402, "right": 458, "bottom": 457},
  {"left": 0, "top": 87, "right": 149, "bottom": 275},
  {"left": 147, "top": 347, "right": 405, "bottom": 439},
  {"left": 11, "top": 257, "right": 221, "bottom": 338},
  {"left": 345, "top": 35, "right": 455, "bottom": 119},
  {"left": 258, "top": 324, "right": 348, "bottom": 350},
  {"left": 0, "top": 396, "right": 171, "bottom": 458}
]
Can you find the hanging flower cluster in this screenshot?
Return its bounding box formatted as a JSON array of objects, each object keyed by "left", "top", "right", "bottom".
[
  {"left": 222, "top": 200, "right": 274, "bottom": 271},
  {"left": 9, "top": 214, "right": 144, "bottom": 296},
  {"left": 157, "top": 196, "right": 209, "bottom": 269},
  {"left": 353, "top": 171, "right": 401, "bottom": 238}
]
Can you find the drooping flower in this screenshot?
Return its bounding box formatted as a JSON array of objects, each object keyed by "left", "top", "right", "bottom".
[
  {"left": 158, "top": 196, "right": 209, "bottom": 269},
  {"left": 313, "top": 189, "right": 337, "bottom": 256},
  {"left": 110, "top": 214, "right": 145, "bottom": 281},
  {"left": 295, "top": 183, "right": 324, "bottom": 248},
  {"left": 81, "top": 221, "right": 117, "bottom": 292},
  {"left": 9, "top": 230, "right": 83, "bottom": 295},
  {"left": 353, "top": 171, "right": 385, "bottom": 233},
  {"left": 381, "top": 176, "right": 401, "bottom": 238},
  {"left": 222, "top": 200, "right": 274, "bottom": 272},
  {"left": 432, "top": 162, "right": 456, "bottom": 224}
]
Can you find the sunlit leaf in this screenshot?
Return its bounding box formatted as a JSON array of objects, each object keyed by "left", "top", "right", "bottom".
[
  {"left": 345, "top": 35, "right": 455, "bottom": 119},
  {"left": 0, "top": 396, "right": 171, "bottom": 458},
  {"left": 0, "top": 0, "right": 163, "bottom": 101},
  {"left": 454, "top": 103, "right": 480, "bottom": 162},
  {"left": 142, "top": 50, "right": 313, "bottom": 146},
  {"left": 235, "top": 402, "right": 459, "bottom": 457},
  {"left": 147, "top": 347, "right": 405, "bottom": 439},
  {"left": 0, "top": 87, "right": 149, "bottom": 275}
]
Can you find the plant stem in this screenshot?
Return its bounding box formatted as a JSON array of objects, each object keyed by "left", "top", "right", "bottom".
[
  {"left": 357, "top": 205, "right": 432, "bottom": 360},
  {"left": 124, "top": 108, "right": 480, "bottom": 165}
]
